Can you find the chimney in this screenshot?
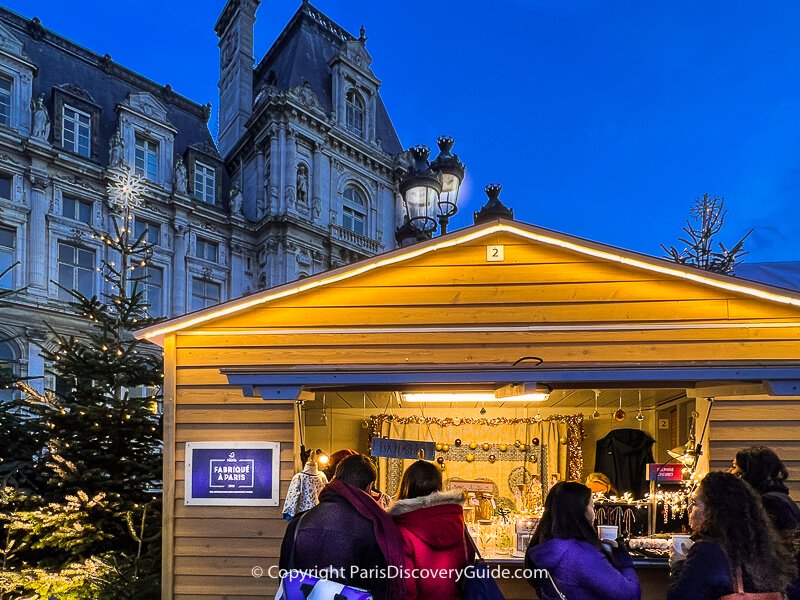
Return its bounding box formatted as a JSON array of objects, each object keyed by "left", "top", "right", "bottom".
[{"left": 215, "top": 0, "right": 261, "bottom": 157}]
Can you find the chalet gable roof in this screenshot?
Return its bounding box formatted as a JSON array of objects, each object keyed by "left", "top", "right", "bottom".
[{"left": 135, "top": 219, "right": 800, "bottom": 346}]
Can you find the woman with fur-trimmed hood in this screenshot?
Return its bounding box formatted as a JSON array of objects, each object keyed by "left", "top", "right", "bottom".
[{"left": 389, "top": 460, "right": 473, "bottom": 600}]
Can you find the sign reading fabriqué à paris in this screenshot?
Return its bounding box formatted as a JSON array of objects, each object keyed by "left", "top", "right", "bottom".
[{"left": 184, "top": 442, "right": 281, "bottom": 506}]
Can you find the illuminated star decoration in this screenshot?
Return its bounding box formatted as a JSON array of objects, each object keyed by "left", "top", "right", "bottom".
[{"left": 106, "top": 167, "right": 147, "bottom": 213}]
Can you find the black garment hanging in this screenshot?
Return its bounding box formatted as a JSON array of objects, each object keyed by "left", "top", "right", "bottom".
[{"left": 594, "top": 429, "right": 655, "bottom": 499}]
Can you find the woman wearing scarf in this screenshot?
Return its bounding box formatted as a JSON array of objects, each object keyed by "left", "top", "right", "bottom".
[{"left": 279, "top": 454, "right": 406, "bottom": 599}]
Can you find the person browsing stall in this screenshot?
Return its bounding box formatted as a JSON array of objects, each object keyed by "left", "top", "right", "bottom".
[
  {"left": 525, "top": 481, "right": 640, "bottom": 600},
  {"left": 389, "top": 460, "right": 473, "bottom": 600},
  {"left": 279, "top": 454, "right": 406, "bottom": 600},
  {"left": 668, "top": 471, "right": 796, "bottom": 600}
]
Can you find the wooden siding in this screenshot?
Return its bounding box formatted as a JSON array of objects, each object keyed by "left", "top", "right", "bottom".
[
  {"left": 168, "top": 364, "right": 294, "bottom": 598},
  {"left": 709, "top": 399, "right": 800, "bottom": 498},
  {"left": 164, "top": 232, "right": 800, "bottom": 598}
]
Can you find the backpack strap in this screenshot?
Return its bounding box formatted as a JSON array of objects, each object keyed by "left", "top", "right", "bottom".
[{"left": 286, "top": 511, "right": 309, "bottom": 570}]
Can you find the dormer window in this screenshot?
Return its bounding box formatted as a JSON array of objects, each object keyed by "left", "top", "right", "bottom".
[
  {"left": 194, "top": 161, "right": 216, "bottom": 204},
  {"left": 135, "top": 136, "right": 159, "bottom": 181},
  {"left": 345, "top": 89, "right": 365, "bottom": 138},
  {"left": 62, "top": 105, "right": 91, "bottom": 157}
]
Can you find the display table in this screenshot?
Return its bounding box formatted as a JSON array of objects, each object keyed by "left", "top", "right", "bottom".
[{"left": 479, "top": 552, "right": 669, "bottom": 600}]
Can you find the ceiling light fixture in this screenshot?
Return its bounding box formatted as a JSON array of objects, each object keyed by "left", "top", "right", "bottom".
[{"left": 402, "top": 383, "right": 551, "bottom": 404}]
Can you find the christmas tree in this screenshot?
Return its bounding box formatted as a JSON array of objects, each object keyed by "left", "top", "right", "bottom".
[
  {"left": 661, "top": 193, "right": 751, "bottom": 274},
  {"left": 0, "top": 167, "right": 163, "bottom": 598}
]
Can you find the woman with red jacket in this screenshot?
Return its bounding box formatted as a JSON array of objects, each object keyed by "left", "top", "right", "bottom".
[{"left": 389, "top": 460, "right": 472, "bottom": 600}]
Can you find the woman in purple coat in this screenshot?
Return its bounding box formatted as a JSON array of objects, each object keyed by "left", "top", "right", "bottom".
[{"left": 525, "top": 481, "right": 640, "bottom": 600}]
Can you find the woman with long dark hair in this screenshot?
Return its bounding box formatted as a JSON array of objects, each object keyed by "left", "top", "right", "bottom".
[
  {"left": 668, "top": 471, "right": 797, "bottom": 600},
  {"left": 389, "top": 460, "right": 471, "bottom": 600},
  {"left": 732, "top": 446, "right": 800, "bottom": 600},
  {"left": 525, "top": 481, "right": 640, "bottom": 600}
]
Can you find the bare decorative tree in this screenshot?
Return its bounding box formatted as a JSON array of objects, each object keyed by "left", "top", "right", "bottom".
[{"left": 661, "top": 193, "right": 751, "bottom": 274}]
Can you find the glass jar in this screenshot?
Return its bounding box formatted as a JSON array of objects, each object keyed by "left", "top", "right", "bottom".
[
  {"left": 477, "top": 493, "right": 496, "bottom": 521},
  {"left": 495, "top": 520, "right": 514, "bottom": 555},
  {"left": 477, "top": 519, "right": 495, "bottom": 554}
]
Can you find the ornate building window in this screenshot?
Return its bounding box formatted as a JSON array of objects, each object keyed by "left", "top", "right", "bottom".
[
  {"left": 57, "top": 242, "right": 95, "bottom": 301},
  {"left": 196, "top": 238, "right": 218, "bottom": 262},
  {"left": 342, "top": 185, "right": 366, "bottom": 235},
  {"left": 134, "top": 136, "right": 159, "bottom": 181},
  {"left": 0, "top": 76, "right": 11, "bottom": 126},
  {"left": 62, "top": 104, "right": 91, "bottom": 157},
  {"left": 191, "top": 277, "right": 221, "bottom": 311},
  {"left": 131, "top": 265, "right": 163, "bottom": 317},
  {"left": 134, "top": 218, "right": 160, "bottom": 246},
  {"left": 193, "top": 161, "right": 216, "bottom": 204},
  {"left": 0, "top": 174, "right": 10, "bottom": 200},
  {"left": 0, "top": 226, "right": 14, "bottom": 290},
  {"left": 345, "top": 89, "right": 365, "bottom": 137},
  {"left": 0, "top": 340, "right": 17, "bottom": 403},
  {"left": 62, "top": 196, "right": 93, "bottom": 225}
]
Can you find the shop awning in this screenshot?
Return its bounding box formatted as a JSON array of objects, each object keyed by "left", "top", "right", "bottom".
[{"left": 221, "top": 363, "right": 800, "bottom": 401}]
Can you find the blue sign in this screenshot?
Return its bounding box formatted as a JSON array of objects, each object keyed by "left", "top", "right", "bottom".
[
  {"left": 371, "top": 437, "right": 435, "bottom": 460},
  {"left": 184, "top": 442, "right": 280, "bottom": 506}
]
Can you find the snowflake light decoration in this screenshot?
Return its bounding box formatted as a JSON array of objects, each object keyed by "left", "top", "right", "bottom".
[{"left": 106, "top": 167, "right": 147, "bottom": 213}]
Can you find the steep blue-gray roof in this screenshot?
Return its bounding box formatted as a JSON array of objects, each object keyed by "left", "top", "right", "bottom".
[
  {"left": 253, "top": 2, "right": 403, "bottom": 155},
  {"left": 0, "top": 6, "right": 218, "bottom": 165}
]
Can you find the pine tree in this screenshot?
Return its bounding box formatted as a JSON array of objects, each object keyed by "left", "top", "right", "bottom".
[
  {"left": 0, "top": 167, "right": 163, "bottom": 598},
  {"left": 661, "top": 193, "right": 751, "bottom": 274}
]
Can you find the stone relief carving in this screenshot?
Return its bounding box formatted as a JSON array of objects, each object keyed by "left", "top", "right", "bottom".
[
  {"left": 221, "top": 29, "right": 238, "bottom": 69},
  {"left": 285, "top": 185, "right": 296, "bottom": 207},
  {"left": 109, "top": 128, "right": 125, "bottom": 168},
  {"left": 296, "top": 248, "right": 312, "bottom": 267},
  {"left": 31, "top": 94, "right": 50, "bottom": 141},
  {"left": 174, "top": 158, "right": 187, "bottom": 194}
]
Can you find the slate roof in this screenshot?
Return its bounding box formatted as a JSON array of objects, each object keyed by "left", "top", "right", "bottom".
[
  {"left": 735, "top": 261, "right": 800, "bottom": 293},
  {"left": 0, "top": 6, "right": 218, "bottom": 165},
  {"left": 253, "top": 2, "right": 403, "bottom": 155}
]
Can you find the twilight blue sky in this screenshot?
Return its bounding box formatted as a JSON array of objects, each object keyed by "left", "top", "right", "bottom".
[{"left": 7, "top": 1, "right": 800, "bottom": 263}]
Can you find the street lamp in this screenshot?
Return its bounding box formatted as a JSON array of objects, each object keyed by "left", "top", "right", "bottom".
[
  {"left": 430, "top": 136, "right": 465, "bottom": 235},
  {"left": 395, "top": 137, "right": 466, "bottom": 247},
  {"left": 473, "top": 182, "right": 514, "bottom": 225}
]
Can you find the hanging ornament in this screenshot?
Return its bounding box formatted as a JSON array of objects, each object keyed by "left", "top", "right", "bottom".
[
  {"left": 488, "top": 454, "right": 497, "bottom": 463},
  {"left": 636, "top": 390, "right": 645, "bottom": 422},
  {"left": 454, "top": 438, "right": 462, "bottom": 447},
  {"left": 436, "top": 442, "right": 444, "bottom": 451},
  {"left": 499, "top": 443, "right": 508, "bottom": 452},
  {"left": 480, "top": 406, "right": 487, "bottom": 415},
  {"left": 520, "top": 443, "right": 528, "bottom": 452},
  {"left": 442, "top": 444, "right": 450, "bottom": 452},
  {"left": 592, "top": 389, "right": 601, "bottom": 419},
  {"left": 439, "top": 462, "right": 446, "bottom": 471},
  {"left": 436, "top": 456, "right": 445, "bottom": 465},
  {"left": 466, "top": 453, "right": 475, "bottom": 462},
  {"left": 514, "top": 440, "right": 521, "bottom": 448},
  {"left": 559, "top": 435, "right": 568, "bottom": 445},
  {"left": 361, "top": 419, "right": 370, "bottom": 430},
  {"left": 469, "top": 441, "right": 478, "bottom": 450},
  {"left": 482, "top": 443, "right": 490, "bottom": 451},
  {"left": 531, "top": 437, "right": 540, "bottom": 446},
  {"left": 614, "top": 391, "right": 626, "bottom": 422}
]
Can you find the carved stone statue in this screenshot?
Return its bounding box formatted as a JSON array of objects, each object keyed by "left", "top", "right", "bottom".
[
  {"left": 31, "top": 94, "right": 50, "bottom": 141},
  {"left": 109, "top": 128, "right": 125, "bottom": 167},
  {"left": 174, "top": 157, "right": 187, "bottom": 194},
  {"left": 297, "top": 165, "right": 308, "bottom": 204},
  {"left": 229, "top": 185, "right": 243, "bottom": 216}
]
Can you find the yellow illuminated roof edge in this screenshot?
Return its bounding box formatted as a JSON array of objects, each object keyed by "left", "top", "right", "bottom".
[{"left": 135, "top": 221, "right": 800, "bottom": 344}]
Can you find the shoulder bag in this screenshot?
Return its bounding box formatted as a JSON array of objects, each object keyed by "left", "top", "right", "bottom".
[{"left": 718, "top": 567, "right": 786, "bottom": 600}]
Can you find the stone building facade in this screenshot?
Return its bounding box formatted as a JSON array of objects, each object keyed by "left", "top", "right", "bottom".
[{"left": 0, "top": 2, "right": 407, "bottom": 395}]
